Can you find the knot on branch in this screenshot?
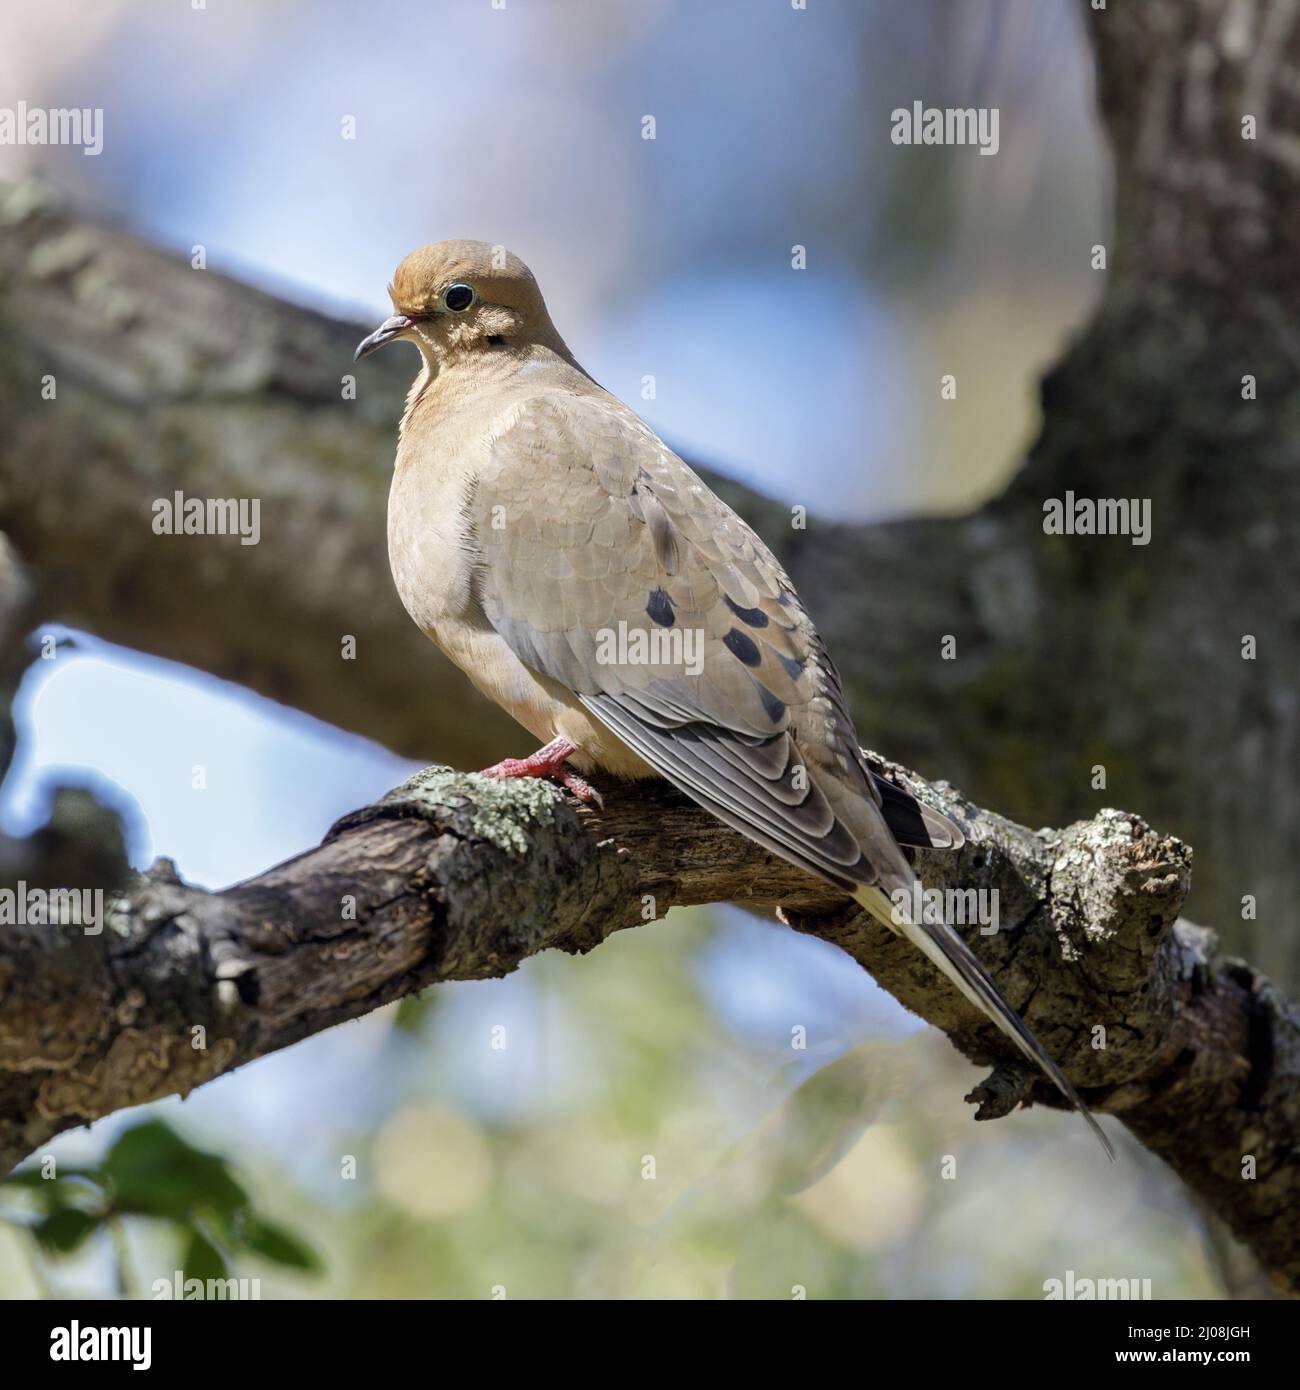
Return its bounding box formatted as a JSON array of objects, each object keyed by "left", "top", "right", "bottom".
[
  {"left": 1048, "top": 808, "right": 1191, "bottom": 967},
  {"left": 966, "top": 1062, "right": 1037, "bottom": 1122},
  {"left": 1040, "top": 809, "right": 1193, "bottom": 1085}
]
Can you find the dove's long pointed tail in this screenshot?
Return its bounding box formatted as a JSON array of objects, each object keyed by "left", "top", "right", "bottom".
[{"left": 853, "top": 883, "right": 1115, "bottom": 1161}]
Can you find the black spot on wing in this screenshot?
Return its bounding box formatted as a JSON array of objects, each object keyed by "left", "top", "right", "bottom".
[
  {"left": 646, "top": 588, "right": 675, "bottom": 627},
  {"left": 723, "top": 628, "right": 761, "bottom": 667},
  {"left": 778, "top": 652, "right": 804, "bottom": 680},
  {"left": 752, "top": 678, "right": 787, "bottom": 724},
  {"left": 724, "top": 595, "right": 769, "bottom": 628}
]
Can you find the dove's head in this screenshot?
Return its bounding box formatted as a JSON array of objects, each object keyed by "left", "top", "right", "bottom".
[{"left": 354, "top": 240, "right": 566, "bottom": 365}]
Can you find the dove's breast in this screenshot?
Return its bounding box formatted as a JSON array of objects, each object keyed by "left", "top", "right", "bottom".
[
  {"left": 385, "top": 415, "right": 653, "bottom": 778},
  {"left": 387, "top": 438, "right": 478, "bottom": 640}
]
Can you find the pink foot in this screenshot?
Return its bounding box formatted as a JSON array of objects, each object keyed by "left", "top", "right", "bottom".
[{"left": 478, "top": 736, "right": 604, "bottom": 807}]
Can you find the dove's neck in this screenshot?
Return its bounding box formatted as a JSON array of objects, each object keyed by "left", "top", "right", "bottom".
[{"left": 398, "top": 335, "right": 593, "bottom": 441}]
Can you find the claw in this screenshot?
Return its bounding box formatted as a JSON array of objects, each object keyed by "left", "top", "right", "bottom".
[
  {"left": 556, "top": 766, "right": 603, "bottom": 808},
  {"left": 478, "top": 736, "right": 603, "bottom": 806}
]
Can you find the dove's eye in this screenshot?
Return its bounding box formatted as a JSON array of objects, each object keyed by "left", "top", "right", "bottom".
[{"left": 442, "top": 282, "right": 477, "bottom": 312}]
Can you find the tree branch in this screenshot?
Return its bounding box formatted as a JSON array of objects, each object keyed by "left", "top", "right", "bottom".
[
  {"left": 6, "top": 0, "right": 1300, "bottom": 987},
  {"left": 1, "top": 758, "right": 1294, "bottom": 1291},
  {"left": 1, "top": 0, "right": 1297, "bottom": 1294}
]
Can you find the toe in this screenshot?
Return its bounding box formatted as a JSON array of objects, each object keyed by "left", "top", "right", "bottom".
[{"left": 558, "top": 766, "right": 604, "bottom": 807}]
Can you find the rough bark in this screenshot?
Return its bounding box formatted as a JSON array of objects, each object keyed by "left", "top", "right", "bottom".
[
  {"left": 0, "top": 758, "right": 1295, "bottom": 1291},
  {"left": 0, "top": 0, "right": 1297, "bottom": 1293},
  {"left": 1, "top": 2, "right": 1296, "bottom": 987}
]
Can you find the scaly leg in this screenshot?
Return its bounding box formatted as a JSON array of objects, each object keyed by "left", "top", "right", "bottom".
[{"left": 478, "top": 736, "right": 603, "bottom": 806}]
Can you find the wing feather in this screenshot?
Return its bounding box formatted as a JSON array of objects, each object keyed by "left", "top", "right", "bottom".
[{"left": 473, "top": 392, "right": 962, "bottom": 887}]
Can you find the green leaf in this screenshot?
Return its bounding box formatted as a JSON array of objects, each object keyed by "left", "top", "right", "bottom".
[
  {"left": 2, "top": 1165, "right": 99, "bottom": 1190},
  {"left": 392, "top": 994, "right": 435, "bottom": 1034},
  {"left": 33, "top": 1206, "right": 99, "bottom": 1254},
  {"left": 237, "top": 1216, "right": 320, "bottom": 1272},
  {"left": 1, "top": 1169, "right": 44, "bottom": 1187},
  {"left": 104, "top": 1120, "right": 248, "bottom": 1221},
  {"left": 180, "top": 1226, "right": 228, "bottom": 1285}
]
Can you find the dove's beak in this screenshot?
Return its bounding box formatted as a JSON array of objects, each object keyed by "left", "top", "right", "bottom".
[{"left": 354, "top": 314, "right": 415, "bottom": 361}]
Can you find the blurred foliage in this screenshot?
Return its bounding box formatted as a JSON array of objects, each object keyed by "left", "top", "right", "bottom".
[
  {"left": 1, "top": 1119, "right": 319, "bottom": 1295},
  {"left": 0, "top": 915, "right": 1224, "bottom": 1299}
]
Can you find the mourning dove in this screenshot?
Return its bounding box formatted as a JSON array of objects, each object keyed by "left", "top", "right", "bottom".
[{"left": 356, "top": 240, "right": 1112, "bottom": 1158}]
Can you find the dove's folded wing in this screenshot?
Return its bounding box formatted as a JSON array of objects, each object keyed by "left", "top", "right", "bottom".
[{"left": 472, "top": 393, "right": 961, "bottom": 890}]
